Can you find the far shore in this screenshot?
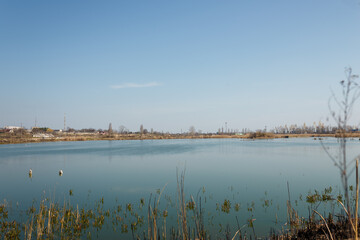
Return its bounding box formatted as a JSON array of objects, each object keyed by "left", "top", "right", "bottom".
[{"left": 1, "top": 132, "right": 360, "bottom": 145}]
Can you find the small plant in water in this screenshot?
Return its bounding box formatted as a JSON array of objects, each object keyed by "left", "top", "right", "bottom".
[{"left": 221, "top": 199, "right": 231, "bottom": 214}]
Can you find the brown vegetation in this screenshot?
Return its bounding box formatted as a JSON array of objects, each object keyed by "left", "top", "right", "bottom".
[{"left": 2, "top": 131, "right": 360, "bottom": 145}]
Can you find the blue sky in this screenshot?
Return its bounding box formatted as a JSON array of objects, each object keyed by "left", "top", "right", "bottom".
[{"left": 1, "top": 0, "right": 360, "bottom": 132}]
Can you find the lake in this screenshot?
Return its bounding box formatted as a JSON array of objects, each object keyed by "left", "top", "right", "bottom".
[{"left": 1, "top": 137, "right": 359, "bottom": 238}]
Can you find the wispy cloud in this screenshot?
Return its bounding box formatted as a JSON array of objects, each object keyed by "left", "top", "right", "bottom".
[{"left": 111, "top": 82, "right": 161, "bottom": 89}]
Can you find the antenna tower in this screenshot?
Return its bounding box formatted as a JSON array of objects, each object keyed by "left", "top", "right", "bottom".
[{"left": 64, "top": 113, "right": 66, "bottom": 131}]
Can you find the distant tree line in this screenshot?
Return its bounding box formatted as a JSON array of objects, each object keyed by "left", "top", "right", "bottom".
[
  {"left": 271, "top": 122, "right": 358, "bottom": 134},
  {"left": 2, "top": 121, "right": 359, "bottom": 136}
]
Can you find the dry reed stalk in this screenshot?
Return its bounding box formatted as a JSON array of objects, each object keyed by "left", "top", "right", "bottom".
[
  {"left": 60, "top": 202, "right": 66, "bottom": 237},
  {"left": 337, "top": 199, "right": 356, "bottom": 233},
  {"left": 76, "top": 204, "right": 79, "bottom": 224},
  {"left": 36, "top": 205, "right": 44, "bottom": 240},
  {"left": 313, "top": 210, "right": 334, "bottom": 240},
  {"left": 231, "top": 230, "right": 240, "bottom": 240},
  {"left": 147, "top": 195, "right": 152, "bottom": 240},
  {"left": 286, "top": 200, "right": 291, "bottom": 228},
  {"left": 26, "top": 215, "right": 34, "bottom": 240},
  {"left": 47, "top": 205, "right": 51, "bottom": 237},
  {"left": 176, "top": 169, "right": 188, "bottom": 240},
  {"left": 356, "top": 158, "right": 359, "bottom": 240},
  {"left": 286, "top": 181, "right": 295, "bottom": 233},
  {"left": 320, "top": 228, "right": 331, "bottom": 240},
  {"left": 151, "top": 204, "right": 157, "bottom": 240},
  {"left": 147, "top": 209, "right": 151, "bottom": 239},
  {"left": 146, "top": 184, "right": 167, "bottom": 240},
  {"left": 190, "top": 196, "right": 201, "bottom": 240},
  {"left": 190, "top": 194, "right": 207, "bottom": 240},
  {"left": 235, "top": 216, "right": 243, "bottom": 240},
  {"left": 163, "top": 215, "right": 166, "bottom": 240}
]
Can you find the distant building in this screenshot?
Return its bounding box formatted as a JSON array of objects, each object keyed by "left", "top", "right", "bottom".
[
  {"left": 5, "top": 126, "right": 22, "bottom": 130},
  {"left": 4, "top": 126, "right": 23, "bottom": 133}
]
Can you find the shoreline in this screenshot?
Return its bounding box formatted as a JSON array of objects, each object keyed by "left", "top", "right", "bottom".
[{"left": 1, "top": 132, "right": 359, "bottom": 145}]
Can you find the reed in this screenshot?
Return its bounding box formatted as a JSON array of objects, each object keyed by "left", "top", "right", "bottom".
[
  {"left": 355, "top": 158, "right": 359, "bottom": 240},
  {"left": 2, "top": 165, "right": 360, "bottom": 239},
  {"left": 177, "top": 168, "right": 188, "bottom": 240}
]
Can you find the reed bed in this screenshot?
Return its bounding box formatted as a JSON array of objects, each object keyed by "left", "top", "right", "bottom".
[{"left": 1, "top": 167, "right": 360, "bottom": 240}]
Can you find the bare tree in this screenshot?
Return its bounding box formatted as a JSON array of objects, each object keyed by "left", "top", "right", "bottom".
[
  {"left": 119, "top": 125, "right": 126, "bottom": 134},
  {"left": 323, "top": 67, "right": 360, "bottom": 214},
  {"left": 108, "top": 123, "right": 113, "bottom": 136},
  {"left": 140, "top": 124, "right": 144, "bottom": 135},
  {"left": 189, "top": 126, "right": 196, "bottom": 135}
]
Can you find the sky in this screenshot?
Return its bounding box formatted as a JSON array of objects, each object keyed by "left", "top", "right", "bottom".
[{"left": 1, "top": 0, "right": 360, "bottom": 133}]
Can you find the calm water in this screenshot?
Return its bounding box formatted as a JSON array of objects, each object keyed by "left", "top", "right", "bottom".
[{"left": 1, "top": 137, "right": 360, "bottom": 237}]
